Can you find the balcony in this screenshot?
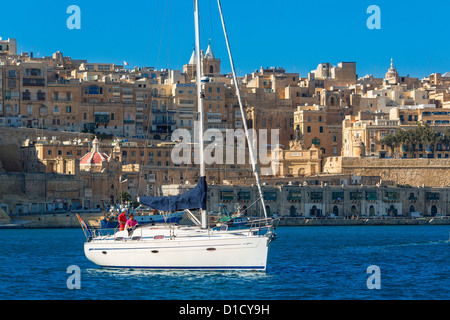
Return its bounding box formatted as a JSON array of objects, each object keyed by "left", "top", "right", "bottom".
[
  {"left": 220, "top": 190, "right": 234, "bottom": 201},
  {"left": 332, "top": 192, "right": 344, "bottom": 201},
  {"left": 425, "top": 192, "right": 440, "bottom": 201},
  {"left": 383, "top": 192, "right": 398, "bottom": 201},
  {"left": 152, "top": 109, "right": 176, "bottom": 114},
  {"left": 287, "top": 192, "right": 301, "bottom": 202},
  {"left": 365, "top": 192, "right": 377, "bottom": 201},
  {"left": 152, "top": 120, "right": 176, "bottom": 125},
  {"left": 238, "top": 191, "right": 251, "bottom": 201},
  {"left": 310, "top": 192, "right": 323, "bottom": 201},
  {"left": 23, "top": 78, "right": 45, "bottom": 87},
  {"left": 150, "top": 125, "right": 175, "bottom": 134},
  {"left": 264, "top": 191, "right": 277, "bottom": 201},
  {"left": 350, "top": 192, "right": 362, "bottom": 200}
]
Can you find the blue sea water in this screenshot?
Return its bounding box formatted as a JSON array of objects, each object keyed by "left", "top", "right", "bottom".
[{"left": 0, "top": 225, "right": 449, "bottom": 300}]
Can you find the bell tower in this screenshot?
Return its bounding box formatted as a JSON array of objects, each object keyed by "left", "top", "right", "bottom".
[{"left": 202, "top": 42, "right": 220, "bottom": 77}]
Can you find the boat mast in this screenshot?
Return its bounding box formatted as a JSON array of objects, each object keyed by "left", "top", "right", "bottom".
[
  {"left": 194, "top": 0, "right": 207, "bottom": 228},
  {"left": 216, "top": 0, "right": 268, "bottom": 219}
]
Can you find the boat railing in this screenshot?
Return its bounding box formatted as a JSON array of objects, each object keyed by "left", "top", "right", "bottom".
[
  {"left": 90, "top": 226, "right": 146, "bottom": 241},
  {"left": 248, "top": 217, "right": 279, "bottom": 232},
  {"left": 90, "top": 227, "right": 118, "bottom": 239}
]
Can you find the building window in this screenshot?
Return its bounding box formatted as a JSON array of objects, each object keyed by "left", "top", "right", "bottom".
[
  {"left": 307, "top": 126, "right": 311, "bottom": 133},
  {"left": 66, "top": 106, "right": 72, "bottom": 113}
]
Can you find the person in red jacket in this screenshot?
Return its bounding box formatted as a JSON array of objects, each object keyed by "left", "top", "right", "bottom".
[{"left": 118, "top": 208, "right": 128, "bottom": 231}]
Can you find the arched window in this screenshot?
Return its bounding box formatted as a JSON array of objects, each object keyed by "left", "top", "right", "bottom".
[
  {"left": 431, "top": 205, "right": 438, "bottom": 216},
  {"left": 289, "top": 205, "right": 297, "bottom": 217},
  {"left": 209, "top": 65, "right": 214, "bottom": 74},
  {"left": 388, "top": 205, "right": 397, "bottom": 216},
  {"left": 330, "top": 96, "right": 335, "bottom": 106},
  {"left": 333, "top": 205, "right": 339, "bottom": 216}
]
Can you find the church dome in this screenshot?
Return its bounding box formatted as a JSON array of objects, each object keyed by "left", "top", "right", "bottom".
[{"left": 79, "top": 137, "right": 109, "bottom": 167}]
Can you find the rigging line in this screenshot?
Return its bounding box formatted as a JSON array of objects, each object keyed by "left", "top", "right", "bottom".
[
  {"left": 156, "top": 0, "right": 169, "bottom": 70},
  {"left": 145, "top": 0, "right": 161, "bottom": 67},
  {"left": 217, "top": 0, "right": 268, "bottom": 220},
  {"left": 176, "top": 3, "right": 192, "bottom": 71},
  {"left": 241, "top": 196, "right": 261, "bottom": 214},
  {"left": 209, "top": 0, "right": 215, "bottom": 53},
  {"left": 144, "top": 109, "right": 151, "bottom": 144},
  {"left": 167, "top": 0, "right": 172, "bottom": 69}
]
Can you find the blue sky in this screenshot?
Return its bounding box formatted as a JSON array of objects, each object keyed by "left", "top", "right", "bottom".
[{"left": 1, "top": 0, "right": 449, "bottom": 78}]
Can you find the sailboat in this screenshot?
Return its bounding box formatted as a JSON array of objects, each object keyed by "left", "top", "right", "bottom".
[{"left": 82, "top": 0, "right": 278, "bottom": 271}]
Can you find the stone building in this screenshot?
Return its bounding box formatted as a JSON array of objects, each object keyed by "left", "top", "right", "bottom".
[
  {"left": 0, "top": 38, "right": 16, "bottom": 55},
  {"left": 342, "top": 105, "right": 450, "bottom": 158},
  {"left": 272, "top": 141, "right": 322, "bottom": 177},
  {"left": 292, "top": 105, "right": 343, "bottom": 157},
  {"left": 167, "top": 182, "right": 450, "bottom": 218}
]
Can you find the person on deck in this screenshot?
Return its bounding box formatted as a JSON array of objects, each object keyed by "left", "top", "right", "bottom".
[
  {"left": 118, "top": 208, "right": 128, "bottom": 231},
  {"left": 125, "top": 213, "right": 139, "bottom": 236}
]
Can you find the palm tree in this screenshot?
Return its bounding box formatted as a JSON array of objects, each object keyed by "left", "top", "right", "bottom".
[
  {"left": 419, "top": 123, "right": 439, "bottom": 154},
  {"left": 380, "top": 133, "right": 398, "bottom": 156},
  {"left": 441, "top": 127, "right": 450, "bottom": 151},
  {"left": 396, "top": 129, "right": 410, "bottom": 155},
  {"left": 381, "top": 123, "right": 442, "bottom": 158}
]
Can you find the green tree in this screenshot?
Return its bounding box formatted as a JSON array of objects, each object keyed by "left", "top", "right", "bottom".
[
  {"left": 120, "top": 191, "right": 131, "bottom": 204},
  {"left": 386, "top": 122, "right": 445, "bottom": 157},
  {"left": 380, "top": 133, "right": 398, "bottom": 156}
]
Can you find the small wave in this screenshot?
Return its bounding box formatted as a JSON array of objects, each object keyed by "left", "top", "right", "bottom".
[
  {"left": 381, "top": 240, "right": 449, "bottom": 248},
  {"left": 84, "top": 267, "right": 270, "bottom": 280}
]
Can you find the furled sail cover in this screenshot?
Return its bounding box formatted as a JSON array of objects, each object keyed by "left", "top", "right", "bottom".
[{"left": 138, "top": 177, "right": 207, "bottom": 211}]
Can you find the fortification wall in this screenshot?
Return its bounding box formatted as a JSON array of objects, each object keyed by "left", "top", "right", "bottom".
[{"left": 323, "top": 157, "right": 450, "bottom": 187}]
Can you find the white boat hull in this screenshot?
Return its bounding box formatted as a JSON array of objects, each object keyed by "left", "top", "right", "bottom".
[{"left": 84, "top": 226, "right": 271, "bottom": 271}]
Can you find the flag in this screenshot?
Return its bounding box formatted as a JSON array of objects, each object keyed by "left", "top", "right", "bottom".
[
  {"left": 123, "top": 61, "right": 129, "bottom": 66},
  {"left": 76, "top": 213, "right": 92, "bottom": 238}
]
